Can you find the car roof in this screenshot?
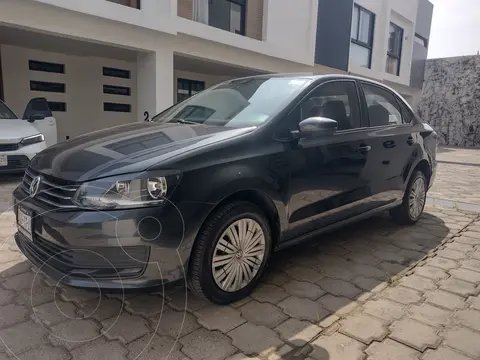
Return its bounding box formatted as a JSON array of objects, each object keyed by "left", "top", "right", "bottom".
[
  {"left": 229, "top": 73, "right": 409, "bottom": 104},
  {"left": 234, "top": 73, "right": 384, "bottom": 86}
]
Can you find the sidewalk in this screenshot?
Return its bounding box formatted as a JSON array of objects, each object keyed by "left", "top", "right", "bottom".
[{"left": 295, "top": 211, "right": 480, "bottom": 360}]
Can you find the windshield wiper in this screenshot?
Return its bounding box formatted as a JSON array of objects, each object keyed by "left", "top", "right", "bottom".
[{"left": 170, "top": 118, "right": 198, "bottom": 125}]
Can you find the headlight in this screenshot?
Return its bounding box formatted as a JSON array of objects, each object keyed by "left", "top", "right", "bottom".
[
  {"left": 72, "top": 172, "right": 181, "bottom": 209},
  {"left": 21, "top": 134, "right": 45, "bottom": 146}
]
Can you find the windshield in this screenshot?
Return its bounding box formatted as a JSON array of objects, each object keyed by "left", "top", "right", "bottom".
[
  {"left": 151, "top": 77, "right": 312, "bottom": 127},
  {"left": 0, "top": 101, "right": 18, "bottom": 119}
]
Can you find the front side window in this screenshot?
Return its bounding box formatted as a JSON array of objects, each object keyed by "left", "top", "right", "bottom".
[
  {"left": 350, "top": 4, "right": 375, "bottom": 68},
  {"left": 362, "top": 83, "right": 402, "bottom": 127},
  {"left": 386, "top": 23, "right": 403, "bottom": 76},
  {"left": 153, "top": 77, "right": 312, "bottom": 128},
  {"left": 292, "top": 81, "right": 361, "bottom": 132},
  {"left": 0, "top": 101, "right": 18, "bottom": 119}
]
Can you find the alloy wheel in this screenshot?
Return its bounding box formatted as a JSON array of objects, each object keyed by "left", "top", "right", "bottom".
[
  {"left": 212, "top": 218, "right": 266, "bottom": 293},
  {"left": 409, "top": 176, "right": 426, "bottom": 219}
]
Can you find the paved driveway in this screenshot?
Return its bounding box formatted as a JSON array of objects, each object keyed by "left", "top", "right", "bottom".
[
  {"left": 429, "top": 147, "right": 480, "bottom": 209},
  {"left": 0, "top": 147, "right": 479, "bottom": 360}
]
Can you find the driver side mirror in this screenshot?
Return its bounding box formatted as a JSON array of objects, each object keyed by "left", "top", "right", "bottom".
[
  {"left": 27, "top": 113, "right": 46, "bottom": 123},
  {"left": 291, "top": 117, "right": 338, "bottom": 139}
]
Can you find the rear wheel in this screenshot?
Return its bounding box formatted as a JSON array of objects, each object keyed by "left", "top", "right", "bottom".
[
  {"left": 187, "top": 202, "right": 272, "bottom": 304},
  {"left": 390, "top": 170, "right": 427, "bottom": 225}
]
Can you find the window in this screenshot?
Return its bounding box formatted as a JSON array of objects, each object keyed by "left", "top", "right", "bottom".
[
  {"left": 193, "top": 0, "right": 209, "bottom": 24},
  {"left": 386, "top": 23, "right": 403, "bottom": 76},
  {"left": 29, "top": 60, "right": 65, "bottom": 74},
  {"left": 104, "top": 103, "right": 131, "bottom": 112},
  {"left": 398, "top": 100, "right": 414, "bottom": 124},
  {"left": 208, "top": 0, "right": 246, "bottom": 36},
  {"left": 229, "top": 1, "right": 244, "bottom": 34},
  {"left": 350, "top": 4, "right": 375, "bottom": 68},
  {"left": 30, "top": 81, "right": 65, "bottom": 93},
  {"left": 414, "top": 33, "right": 428, "bottom": 48},
  {"left": 103, "top": 85, "right": 131, "bottom": 96},
  {"left": 294, "top": 81, "right": 361, "bottom": 131},
  {"left": 0, "top": 101, "right": 17, "bottom": 119},
  {"left": 106, "top": 0, "right": 140, "bottom": 9},
  {"left": 362, "top": 83, "right": 402, "bottom": 126},
  {"left": 177, "top": 79, "right": 206, "bottom": 103},
  {"left": 152, "top": 76, "right": 312, "bottom": 128},
  {"left": 175, "top": 105, "right": 216, "bottom": 123},
  {"left": 103, "top": 67, "right": 130, "bottom": 79},
  {"left": 47, "top": 102, "right": 67, "bottom": 112}
]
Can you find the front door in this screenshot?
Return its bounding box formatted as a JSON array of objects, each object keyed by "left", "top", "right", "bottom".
[
  {"left": 282, "top": 80, "right": 374, "bottom": 240},
  {"left": 22, "top": 97, "right": 57, "bottom": 147}
]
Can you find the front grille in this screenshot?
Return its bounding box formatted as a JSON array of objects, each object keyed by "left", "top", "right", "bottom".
[
  {"left": 0, "top": 143, "right": 20, "bottom": 151},
  {"left": 17, "top": 234, "right": 149, "bottom": 279},
  {"left": 0, "top": 155, "right": 29, "bottom": 170},
  {"left": 21, "top": 168, "right": 80, "bottom": 210}
]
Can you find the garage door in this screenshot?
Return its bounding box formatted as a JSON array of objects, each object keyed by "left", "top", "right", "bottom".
[{"left": 0, "top": 44, "right": 137, "bottom": 142}]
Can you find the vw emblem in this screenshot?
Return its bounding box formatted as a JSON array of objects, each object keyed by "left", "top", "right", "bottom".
[{"left": 29, "top": 176, "right": 42, "bottom": 198}]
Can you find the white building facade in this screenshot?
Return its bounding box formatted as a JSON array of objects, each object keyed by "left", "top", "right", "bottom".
[{"left": 0, "top": 0, "right": 432, "bottom": 141}]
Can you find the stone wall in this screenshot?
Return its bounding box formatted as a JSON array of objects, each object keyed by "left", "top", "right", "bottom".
[{"left": 417, "top": 56, "right": 480, "bottom": 147}]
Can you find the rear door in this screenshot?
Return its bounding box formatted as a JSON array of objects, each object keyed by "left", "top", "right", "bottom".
[
  {"left": 358, "top": 81, "right": 415, "bottom": 205},
  {"left": 282, "top": 80, "right": 375, "bottom": 240},
  {"left": 22, "top": 97, "right": 57, "bottom": 147}
]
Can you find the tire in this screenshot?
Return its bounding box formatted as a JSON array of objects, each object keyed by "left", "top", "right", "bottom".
[
  {"left": 187, "top": 201, "right": 272, "bottom": 304},
  {"left": 390, "top": 170, "right": 427, "bottom": 225}
]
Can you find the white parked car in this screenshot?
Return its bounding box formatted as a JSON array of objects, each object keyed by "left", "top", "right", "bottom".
[{"left": 0, "top": 98, "right": 57, "bottom": 174}]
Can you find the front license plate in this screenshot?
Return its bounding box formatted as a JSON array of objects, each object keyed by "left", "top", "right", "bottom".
[
  {"left": 17, "top": 207, "right": 33, "bottom": 242},
  {"left": 0, "top": 155, "right": 7, "bottom": 167}
]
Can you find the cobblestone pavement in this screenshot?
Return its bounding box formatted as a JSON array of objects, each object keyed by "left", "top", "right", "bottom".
[
  {"left": 429, "top": 146, "right": 480, "bottom": 207},
  {"left": 0, "top": 147, "right": 479, "bottom": 359}
]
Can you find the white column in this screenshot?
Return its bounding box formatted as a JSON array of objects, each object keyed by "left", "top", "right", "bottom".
[{"left": 137, "top": 49, "right": 174, "bottom": 122}]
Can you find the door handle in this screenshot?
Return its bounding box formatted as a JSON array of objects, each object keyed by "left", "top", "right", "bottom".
[
  {"left": 357, "top": 145, "right": 372, "bottom": 153},
  {"left": 407, "top": 136, "right": 414, "bottom": 145}
]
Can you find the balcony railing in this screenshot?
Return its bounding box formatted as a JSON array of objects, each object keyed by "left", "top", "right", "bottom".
[{"left": 106, "top": 0, "right": 140, "bottom": 9}]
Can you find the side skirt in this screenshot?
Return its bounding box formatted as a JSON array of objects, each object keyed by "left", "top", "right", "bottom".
[{"left": 275, "top": 201, "right": 402, "bottom": 251}]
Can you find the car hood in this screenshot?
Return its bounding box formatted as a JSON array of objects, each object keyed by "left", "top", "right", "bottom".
[
  {"left": 0, "top": 119, "right": 41, "bottom": 143},
  {"left": 29, "top": 122, "right": 254, "bottom": 182}
]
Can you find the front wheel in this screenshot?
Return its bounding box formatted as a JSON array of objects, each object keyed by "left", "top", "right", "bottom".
[
  {"left": 390, "top": 170, "right": 427, "bottom": 225},
  {"left": 188, "top": 202, "right": 272, "bottom": 304}
]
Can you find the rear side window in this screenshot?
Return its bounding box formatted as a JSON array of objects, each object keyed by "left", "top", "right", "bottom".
[{"left": 362, "top": 83, "right": 402, "bottom": 127}]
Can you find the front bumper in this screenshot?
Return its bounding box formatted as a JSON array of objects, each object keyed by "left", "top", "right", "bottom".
[
  {"left": 13, "top": 186, "right": 214, "bottom": 290},
  {"left": 0, "top": 143, "right": 45, "bottom": 174}
]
